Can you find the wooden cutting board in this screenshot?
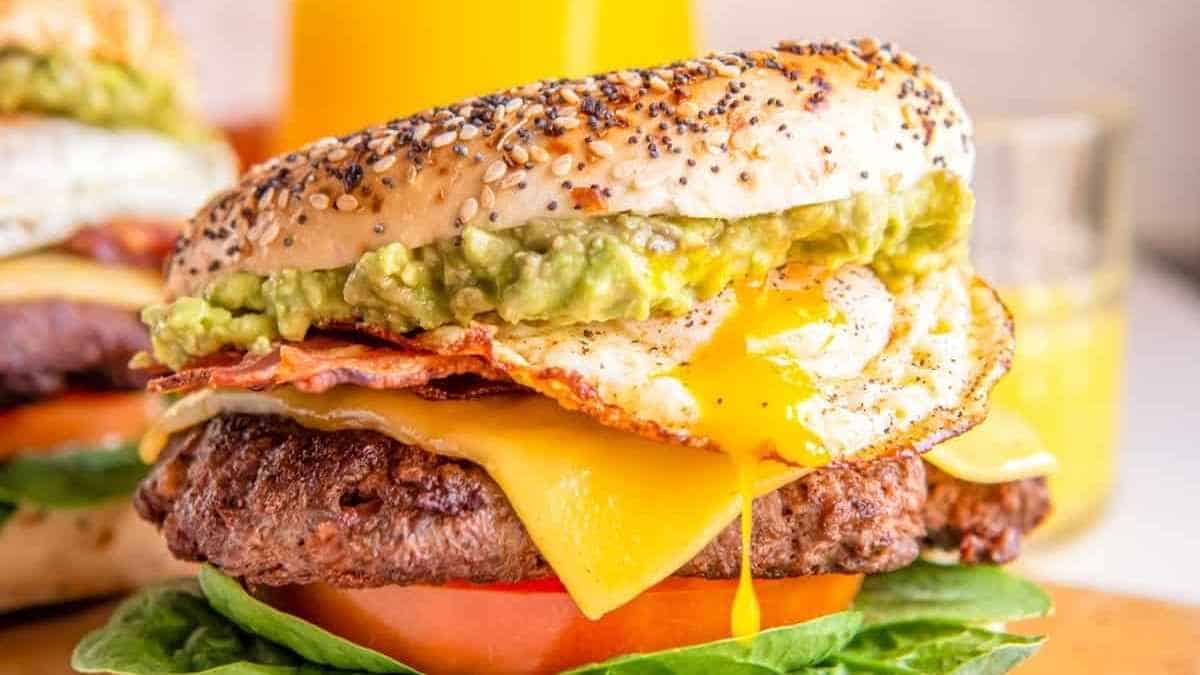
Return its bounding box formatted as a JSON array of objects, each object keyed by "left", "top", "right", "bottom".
[{"left": 1, "top": 584, "right": 1197, "bottom": 674}]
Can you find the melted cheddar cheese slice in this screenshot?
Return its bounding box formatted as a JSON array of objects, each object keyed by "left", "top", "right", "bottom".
[
  {"left": 924, "top": 407, "right": 1057, "bottom": 483},
  {"left": 0, "top": 253, "right": 162, "bottom": 309},
  {"left": 141, "top": 387, "right": 808, "bottom": 620}
]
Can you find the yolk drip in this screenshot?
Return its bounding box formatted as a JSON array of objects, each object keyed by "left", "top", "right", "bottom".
[
  {"left": 730, "top": 465, "right": 760, "bottom": 641},
  {"left": 669, "top": 268, "right": 835, "bottom": 639}
]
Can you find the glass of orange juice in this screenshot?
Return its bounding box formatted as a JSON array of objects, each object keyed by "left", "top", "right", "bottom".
[
  {"left": 276, "top": 0, "right": 696, "bottom": 152},
  {"left": 972, "top": 109, "right": 1132, "bottom": 541}
]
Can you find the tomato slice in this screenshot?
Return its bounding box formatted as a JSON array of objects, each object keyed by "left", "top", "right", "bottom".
[
  {"left": 0, "top": 391, "right": 157, "bottom": 459},
  {"left": 263, "top": 574, "right": 862, "bottom": 675}
]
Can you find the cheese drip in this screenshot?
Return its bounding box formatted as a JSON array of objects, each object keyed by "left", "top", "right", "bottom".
[
  {"left": 668, "top": 268, "right": 835, "bottom": 638},
  {"left": 140, "top": 387, "right": 808, "bottom": 620}
]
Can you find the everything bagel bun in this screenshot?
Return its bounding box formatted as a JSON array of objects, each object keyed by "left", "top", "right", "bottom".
[
  {"left": 167, "top": 38, "right": 972, "bottom": 297},
  {"left": 0, "top": 0, "right": 193, "bottom": 97}
]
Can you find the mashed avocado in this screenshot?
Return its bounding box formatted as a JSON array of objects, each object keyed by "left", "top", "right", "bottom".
[
  {"left": 0, "top": 49, "right": 204, "bottom": 139},
  {"left": 144, "top": 171, "right": 973, "bottom": 369}
]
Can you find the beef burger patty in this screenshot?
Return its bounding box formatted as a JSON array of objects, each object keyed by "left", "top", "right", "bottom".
[
  {"left": 0, "top": 300, "right": 150, "bottom": 407},
  {"left": 137, "top": 413, "right": 1049, "bottom": 589}
]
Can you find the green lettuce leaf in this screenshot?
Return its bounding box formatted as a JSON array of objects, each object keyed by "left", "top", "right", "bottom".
[
  {"left": 74, "top": 564, "right": 1050, "bottom": 675},
  {"left": 799, "top": 621, "right": 1044, "bottom": 674},
  {"left": 0, "top": 501, "right": 14, "bottom": 527},
  {"left": 198, "top": 566, "right": 417, "bottom": 674},
  {"left": 562, "top": 611, "right": 863, "bottom": 674},
  {"left": 0, "top": 443, "right": 148, "bottom": 508},
  {"left": 853, "top": 560, "right": 1052, "bottom": 626},
  {"left": 71, "top": 578, "right": 360, "bottom": 674}
]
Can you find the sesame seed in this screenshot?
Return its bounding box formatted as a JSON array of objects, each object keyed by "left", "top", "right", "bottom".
[
  {"left": 372, "top": 155, "right": 397, "bottom": 173},
  {"left": 510, "top": 145, "right": 529, "bottom": 164},
  {"left": 677, "top": 101, "right": 699, "bottom": 118},
  {"left": 308, "top": 193, "right": 330, "bottom": 210},
  {"left": 459, "top": 197, "right": 479, "bottom": 223},
  {"left": 257, "top": 187, "right": 275, "bottom": 210},
  {"left": 489, "top": 211, "right": 499, "bottom": 222},
  {"left": 431, "top": 130, "right": 457, "bottom": 147},
  {"left": 547, "top": 200, "right": 558, "bottom": 211},
  {"left": 458, "top": 124, "right": 480, "bottom": 140},
  {"left": 411, "top": 123, "right": 432, "bottom": 142},
  {"left": 501, "top": 170, "right": 528, "bottom": 190},
  {"left": 551, "top": 154, "right": 574, "bottom": 176},
  {"left": 480, "top": 185, "right": 496, "bottom": 209},
  {"left": 588, "top": 140, "right": 614, "bottom": 157},
  {"left": 483, "top": 160, "right": 507, "bottom": 183},
  {"left": 327, "top": 147, "right": 349, "bottom": 162},
  {"left": 555, "top": 116, "right": 580, "bottom": 130},
  {"left": 373, "top": 223, "right": 386, "bottom": 234},
  {"left": 528, "top": 145, "right": 550, "bottom": 163},
  {"left": 560, "top": 88, "right": 580, "bottom": 105},
  {"left": 336, "top": 194, "right": 359, "bottom": 211}
]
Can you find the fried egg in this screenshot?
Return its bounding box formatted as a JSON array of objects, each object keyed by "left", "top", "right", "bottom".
[
  {"left": 411, "top": 263, "right": 1013, "bottom": 466},
  {"left": 0, "top": 116, "right": 236, "bottom": 257}
]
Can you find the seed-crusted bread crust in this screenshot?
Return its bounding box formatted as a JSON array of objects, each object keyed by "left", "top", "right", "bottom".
[{"left": 167, "top": 38, "right": 973, "bottom": 298}]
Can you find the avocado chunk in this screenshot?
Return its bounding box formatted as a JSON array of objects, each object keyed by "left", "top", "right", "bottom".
[
  {"left": 144, "top": 171, "right": 973, "bottom": 370},
  {"left": 0, "top": 48, "right": 206, "bottom": 139}
]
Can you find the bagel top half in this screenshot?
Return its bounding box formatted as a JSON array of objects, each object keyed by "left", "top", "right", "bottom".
[{"left": 166, "top": 38, "right": 972, "bottom": 298}]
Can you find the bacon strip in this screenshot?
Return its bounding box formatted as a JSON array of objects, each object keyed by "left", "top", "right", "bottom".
[
  {"left": 148, "top": 337, "right": 509, "bottom": 395},
  {"left": 59, "top": 219, "right": 179, "bottom": 270}
]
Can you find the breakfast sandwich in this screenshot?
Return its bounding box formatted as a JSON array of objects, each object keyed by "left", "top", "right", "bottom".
[
  {"left": 76, "top": 39, "right": 1053, "bottom": 674},
  {"left": 0, "top": 0, "right": 235, "bottom": 611}
]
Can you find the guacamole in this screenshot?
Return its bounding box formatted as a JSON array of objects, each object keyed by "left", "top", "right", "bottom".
[
  {"left": 144, "top": 172, "right": 973, "bottom": 369},
  {"left": 0, "top": 49, "right": 204, "bottom": 139}
]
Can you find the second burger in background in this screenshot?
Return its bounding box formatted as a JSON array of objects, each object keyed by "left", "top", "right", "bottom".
[{"left": 0, "top": 0, "right": 235, "bottom": 611}]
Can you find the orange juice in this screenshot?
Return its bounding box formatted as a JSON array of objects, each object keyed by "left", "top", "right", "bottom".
[
  {"left": 993, "top": 274, "right": 1126, "bottom": 539},
  {"left": 277, "top": 0, "right": 696, "bottom": 152}
]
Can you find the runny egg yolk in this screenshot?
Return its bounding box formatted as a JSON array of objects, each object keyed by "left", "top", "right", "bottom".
[{"left": 669, "top": 268, "right": 836, "bottom": 639}]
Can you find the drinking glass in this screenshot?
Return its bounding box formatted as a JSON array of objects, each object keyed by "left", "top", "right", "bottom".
[
  {"left": 276, "top": 0, "right": 696, "bottom": 152},
  {"left": 971, "top": 108, "right": 1132, "bottom": 541}
]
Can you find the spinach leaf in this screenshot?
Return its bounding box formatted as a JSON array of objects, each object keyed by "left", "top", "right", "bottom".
[
  {"left": 199, "top": 566, "right": 419, "bottom": 674},
  {"left": 0, "top": 443, "right": 148, "bottom": 508},
  {"left": 75, "top": 564, "right": 1050, "bottom": 675},
  {"left": 800, "top": 621, "right": 1044, "bottom": 674},
  {"left": 0, "top": 501, "right": 14, "bottom": 527},
  {"left": 562, "top": 611, "right": 863, "bottom": 674},
  {"left": 71, "top": 578, "right": 360, "bottom": 674},
  {"left": 853, "top": 561, "right": 1052, "bottom": 626}
]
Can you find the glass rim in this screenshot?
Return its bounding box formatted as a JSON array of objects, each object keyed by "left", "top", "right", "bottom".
[{"left": 974, "top": 101, "right": 1132, "bottom": 142}]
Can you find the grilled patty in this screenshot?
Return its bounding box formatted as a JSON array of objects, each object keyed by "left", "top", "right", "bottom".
[
  {"left": 136, "top": 413, "right": 1049, "bottom": 588},
  {"left": 0, "top": 300, "right": 150, "bottom": 407}
]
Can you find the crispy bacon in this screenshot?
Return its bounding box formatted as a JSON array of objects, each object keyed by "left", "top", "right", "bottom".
[
  {"left": 148, "top": 337, "right": 509, "bottom": 395},
  {"left": 59, "top": 219, "right": 179, "bottom": 270}
]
